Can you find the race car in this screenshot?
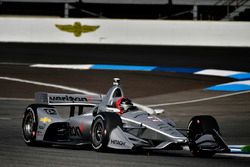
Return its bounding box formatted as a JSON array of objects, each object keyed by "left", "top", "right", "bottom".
[{"left": 22, "top": 78, "right": 230, "bottom": 157}]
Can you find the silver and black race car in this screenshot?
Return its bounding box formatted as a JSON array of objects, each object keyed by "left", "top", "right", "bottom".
[{"left": 22, "top": 78, "right": 230, "bottom": 157}]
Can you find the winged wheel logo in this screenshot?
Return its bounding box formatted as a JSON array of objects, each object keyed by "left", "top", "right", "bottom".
[{"left": 55, "top": 22, "right": 100, "bottom": 37}]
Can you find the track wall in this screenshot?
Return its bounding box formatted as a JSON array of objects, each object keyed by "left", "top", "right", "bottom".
[{"left": 0, "top": 17, "right": 250, "bottom": 47}]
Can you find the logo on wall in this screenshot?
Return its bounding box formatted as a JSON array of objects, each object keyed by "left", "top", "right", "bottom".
[{"left": 55, "top": 22, "right": 100, "bottom": 37}]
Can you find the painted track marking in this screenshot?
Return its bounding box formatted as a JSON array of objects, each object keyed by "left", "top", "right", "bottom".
[
  {"left": 0, "top": 76, "right": 98, "bottom": 96},
  {"left": 147, "top": 90, "right": 250, "bottom": 107},
  {"left": 217, "top": 153, "right": 250, "bottom": 158},
  {"left": 0, "top": 97, "right": 34, "bottom": 101},
  {"left": 0, "top": 117, "right": 12, "bottom": 120},
  {"left": 1, "top": 77, "right": 250, "bottom": 107}
]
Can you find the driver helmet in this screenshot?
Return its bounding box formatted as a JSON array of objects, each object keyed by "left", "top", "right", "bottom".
[{"left": 116, "top": 97, "right": 133, "bottom": 114}]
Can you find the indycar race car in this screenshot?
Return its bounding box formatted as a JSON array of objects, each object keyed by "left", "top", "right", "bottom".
[{"left": 22, "top": 78, "right": 230, "bottom": 157}]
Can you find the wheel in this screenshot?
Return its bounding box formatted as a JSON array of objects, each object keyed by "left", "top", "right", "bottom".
[
  {"left": 91, "top": 112, "right": 122, "bottom": 151},
  {"left": 22, "top": 105, "right": 39, "bottom": 146},
  {"left": 22, "top": 104, "right": 52, "bottom": 146},
  {"left": 187, "top": 115, "right": 220, "bottom": 157}
]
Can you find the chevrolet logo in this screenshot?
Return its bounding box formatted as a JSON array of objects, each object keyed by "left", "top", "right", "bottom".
[
  {"left": 55, "top": 22, "right": 100, "bottom": 37},
  {"left": 40, "top": 117, "right": 52, "bottom": 123}
]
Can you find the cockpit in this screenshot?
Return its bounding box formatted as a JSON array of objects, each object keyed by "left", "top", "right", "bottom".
[{"left": 111, "top": 97, "right": 138, "bottom": 114}]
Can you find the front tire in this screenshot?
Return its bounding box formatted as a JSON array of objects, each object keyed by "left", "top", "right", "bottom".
[
  {"left": 91, "top": 112, "right": 122, "bottom": 151},
  {"left": 187, "top": 115, "right": 220, "bottom": 157}
]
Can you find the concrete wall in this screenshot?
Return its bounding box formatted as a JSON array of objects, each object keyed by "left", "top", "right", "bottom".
[{"left": 0, "top": 17, "right": 250, "bottom": 47}]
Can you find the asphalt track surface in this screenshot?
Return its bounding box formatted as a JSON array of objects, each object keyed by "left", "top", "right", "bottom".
[{"left": 0, "top": 43, "right": 250, "bottom": 167}]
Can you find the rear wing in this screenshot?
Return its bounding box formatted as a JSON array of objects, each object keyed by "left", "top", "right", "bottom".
[{"left": 35, "top": 92, "right": 103, "bottom": 106}]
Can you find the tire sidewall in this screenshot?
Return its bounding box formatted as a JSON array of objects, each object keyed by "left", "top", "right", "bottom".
[
  {"left": 91, "top": 115, "right": 106, "bottom": 150},
  {"left": 22, "top": 104, "right": 52, "bottom": 146},
  {"left": 187, "top": 115, "right": 219, "bottom": 157},
  {"left": 188, "top": 115, "right": 220, "bottom": 142},
  {"left": 22, "top": 106, "right": 38, "bottom": 145},
  {"left": 91, "top": 112, "right": 122, "bottom": 151}
]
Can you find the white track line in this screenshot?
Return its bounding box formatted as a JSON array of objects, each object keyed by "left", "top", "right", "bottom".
[
  {"left": 0, "top": 97, "right": 34, "bottom": 101},
  {"left": 184, "top": 146, "right": 250, "bottom": 158},
  {"left": 1, "top": 77, "right": 250, "bottom": 107},
  {"left": 0, "top": 62, "right": 30, "bottom": 66},
  {"left": 147, "top": 90, "right": 250, "bottom": 107},
  {"left": 194, "top": 69, "right": 243, "bottom": 77},
  {"left": 0, "top": 117, "right": 12, "bottom": 120},
  {"left": 218, "top": 153, "right": 250, "bottom": 158},
  {"left": 0, "top": 76, "right": 98, "bottom": 96},
  {"left": 30, "top": 64, "right": 93, "bottom": 70}
]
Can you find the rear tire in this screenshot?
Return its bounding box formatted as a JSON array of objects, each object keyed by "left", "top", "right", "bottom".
[
  {"left": 91, "top": 112, "right": 122, "bottom": 151},
  {"left": 22, "top": 105, "right": 39, "bottom": 146},
  {"left": 22, "top": 104, "right": 53, "bottom": 146},
  {"left": 187, "top": 115, "right": 220, "bottom": 157}
]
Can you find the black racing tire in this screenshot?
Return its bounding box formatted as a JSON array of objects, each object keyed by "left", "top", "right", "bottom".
[
  {"left": 22, "top": 104, "right": 39, "bottom": 146},
  {"left": 91, "top": 112, "right": 122, "bottom": 151},
  {"left": 22, "top": 104, "right": 52, "bottom": 146},
  {"left": 187, "top": 115, "right": 220, "bottom": 157}
]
